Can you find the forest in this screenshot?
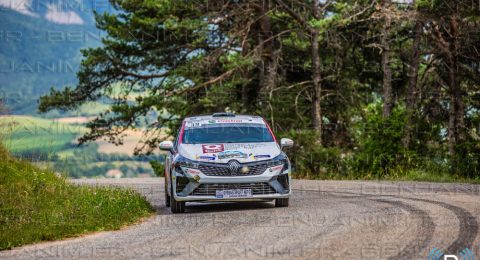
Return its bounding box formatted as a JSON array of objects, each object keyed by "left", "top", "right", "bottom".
[{"left": 38, "top": 0, "right": 480, "bottom": 180}]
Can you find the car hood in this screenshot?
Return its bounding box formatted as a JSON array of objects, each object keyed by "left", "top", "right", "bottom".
[{"left": 178, "top": 142, "right": 281, "bottom": 163}]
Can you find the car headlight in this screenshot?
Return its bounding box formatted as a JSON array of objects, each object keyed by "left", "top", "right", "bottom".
[
  {"left": 173, "top": 156, "right": 199, "bottom": 174},
  {"left": 266, "top": 153, "right": 289, "bottom": 172}
]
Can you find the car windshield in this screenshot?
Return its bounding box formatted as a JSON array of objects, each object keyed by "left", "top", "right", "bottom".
[{"left": 182, "top": 123, "right": 274, "bottom": 144}]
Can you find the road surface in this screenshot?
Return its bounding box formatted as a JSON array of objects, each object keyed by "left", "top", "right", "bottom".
[{"left": 1, "top": 178, "right": 479, "bottom": 259}]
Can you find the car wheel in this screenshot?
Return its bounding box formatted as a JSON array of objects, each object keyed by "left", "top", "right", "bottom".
[
  {"left": 170, "top": 179, "right": 185, "bottom": 213},
  {"left": 165, "top": 177, "right": 170, "bottom": 207},
  {"left": 275, "top": 198, "right": 289, "bottom": 207}
]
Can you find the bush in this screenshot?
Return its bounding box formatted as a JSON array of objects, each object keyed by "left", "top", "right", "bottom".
[
  {"left": 150, "top": 160, "right": 165, "bottom": 177},
  {"left": 349, "top": 103, "right": 414, "bottom": 176},
  {"left": 281, "top": 129, "right": 342, "bottom": 179},
  {"left": 452, "top": 140, "right": 480, "bottom": 177}
]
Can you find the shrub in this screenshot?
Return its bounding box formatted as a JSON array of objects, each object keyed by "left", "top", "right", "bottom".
[
  {"left": 349, "top": 103, "right": 412, "bottom": 176},
  {"left": 150, "top": 160, "right": 165, "bottom": 177},
  {"left": 281, "top": 129, "right": 342, "bottom": 179},
  {"left": 452, "top": 140, "right": 480, "bottom": 177}
]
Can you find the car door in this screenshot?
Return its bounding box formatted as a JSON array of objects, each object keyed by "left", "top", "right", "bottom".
[{"left": 165, "top": 125, "right": 182, "bottom": 195}]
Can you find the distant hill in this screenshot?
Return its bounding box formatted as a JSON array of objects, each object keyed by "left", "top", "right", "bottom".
[{"left": 0, "top": 0, "right": 107, "bottom": 115}]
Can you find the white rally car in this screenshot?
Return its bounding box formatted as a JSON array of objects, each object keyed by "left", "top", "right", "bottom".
[{"left": 159, "top": 113, "right": 294, "bottom": 213}]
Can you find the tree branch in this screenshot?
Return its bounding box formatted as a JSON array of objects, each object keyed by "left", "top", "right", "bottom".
[{"left": 274, "top": 0, "right": 313, "bottom": 33}]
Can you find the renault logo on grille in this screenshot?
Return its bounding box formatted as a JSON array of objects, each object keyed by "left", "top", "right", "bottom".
[{"left": 227, "top": 160, "right": 241, "bottom": 174}]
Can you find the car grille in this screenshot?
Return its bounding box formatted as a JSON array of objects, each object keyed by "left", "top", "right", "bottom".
[
  {"left": 199, "top": 163, "right": 268, "bottom": 176},
  {"left": 191, "top": 183, "right": 276, "bottom": 196}
]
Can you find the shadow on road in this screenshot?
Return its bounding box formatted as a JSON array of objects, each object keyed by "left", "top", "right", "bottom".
[{"left": 157, "top": 201, "right": 275, "bottom": 214}]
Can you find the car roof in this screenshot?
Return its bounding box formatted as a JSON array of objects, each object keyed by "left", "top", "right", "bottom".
[{"left": 184, "top": 114, "right": 265, "bottom": 124}]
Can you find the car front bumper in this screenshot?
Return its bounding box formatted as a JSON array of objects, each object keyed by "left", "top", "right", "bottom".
[
  {"left": 172, "top": 167, "right": 291, "bottom": 202},
  {"left": 174, "top": 193, "right": 290, "bottom": 202}
]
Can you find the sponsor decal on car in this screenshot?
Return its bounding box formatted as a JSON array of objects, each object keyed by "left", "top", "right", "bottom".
[
  {"left": 186, "top": 168, "right": 201, "bottom": 175},
  {"left": 196, "top": 155, "right": 216, "bottom": 161},
  {"left": 269, "top": 165, "right": 284, "bottom": 172},
  {"left": 217, "top": 150, "right": 248, "bottom": 159},
  {"left": 202, "top": 144, "right": 224, "bottom": 153},
  {"left": 224, "top": 143, "right": 267, "bottom": 150},
  {"left": 254, "top": 154, "right": 271, "bottom": 159},
  {"left": 215, "top": 119, "right": 243, "bottom": 123},
  {"left": 186, "top": 121, "right": 203, "bottom": 128}
]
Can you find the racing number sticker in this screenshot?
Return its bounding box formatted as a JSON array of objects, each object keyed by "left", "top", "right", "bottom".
[
  {"left": 186, "top": 122, "right": 202, "bottom": 128},
  {"left": 202, "top": 144, "right": 224, "bottom": 153}
]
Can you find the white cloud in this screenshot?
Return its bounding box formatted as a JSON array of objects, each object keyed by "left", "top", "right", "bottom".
[
  {"left": 0, "top": 0, "right": 38, "bottom": 17},
  {"left": 44, "top": 3, "right": 83, "bottom": 25}
]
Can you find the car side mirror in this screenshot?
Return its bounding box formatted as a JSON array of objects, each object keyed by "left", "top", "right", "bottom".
[
  {"left": 280, "top": 138, "right": 294, "bottom": 150},
  {"left": 159, "top": 141, "right": 174, "bottom": 151}
]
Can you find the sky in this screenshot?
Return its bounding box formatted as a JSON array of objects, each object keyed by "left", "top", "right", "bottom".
[{"left": 0, "top": 0, "right": 88, "bottom": 25}]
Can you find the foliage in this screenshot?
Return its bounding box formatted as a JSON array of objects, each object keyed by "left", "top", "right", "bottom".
[
  {"left": 452, "top": 141, "right": 480, "bottom": 177},
  {"left": 36, "top": 0, "right": 480, "bottom": 178},
  {"left": 150, "top": 160, "right": 165, "bottom": 177},
  {"left": 0, "top": 143, "right": 154, "bottom": 250},
  {"left": 350, "top": 103, "right": 410, "bottom": 175},
  {"left": 280, "top": 129, "right": 341, "bottom": 178}
]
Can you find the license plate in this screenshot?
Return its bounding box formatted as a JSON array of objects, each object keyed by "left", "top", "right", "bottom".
[{"left": 216, "top": 189, "right": 252, "bottom": 198}]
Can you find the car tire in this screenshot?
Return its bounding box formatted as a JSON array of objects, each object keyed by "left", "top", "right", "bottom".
[
  {"left": 170, "top": 180, "right": 185, "bottom": 213},
  {"left": 275, "top": 198, "right": 289, "bottom": 207},
  {"left": 165, "top": 177, "right": 170, "bottom": 207}
]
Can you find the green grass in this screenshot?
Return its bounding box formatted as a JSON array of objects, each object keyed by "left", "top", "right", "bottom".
[
  {"left": 381, "top": 169, "right": 480, "bottom": 184},
  {"left": 0, "top": 143, "right": 155, "bottom": 250},
  {"left": 0, "top": 116, "right": 85, "bottom": 153},
  {"left": 293, "top": 168, "right": 480, "bottom": 184}
]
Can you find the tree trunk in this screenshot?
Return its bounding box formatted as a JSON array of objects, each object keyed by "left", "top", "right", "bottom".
[
  {"left": 381, "top": 2, "right": 393, "bottom": 118},
  {"left": 447, "top": 15, "right": 465, "bottom": 157},
  {"left": 242, "top": 0, "right": 274, "bottom": 113},
  {"left": 258, "top": 0, "right": 279, "bottom": 128},
  {"left": 311, "top": 1, "right": 322, "bottom": 144},
  {"left": 403, "top": 20, "right": 422, "bottom": 149},
  {"left": 447, "top": 67, "right": 465, "bottom": 156},
  {"left": 241, "top": 38, "right": 251, "bottom": 112},
  {"left": 258, "top": 0, "right": 274, "bottom": 90}
]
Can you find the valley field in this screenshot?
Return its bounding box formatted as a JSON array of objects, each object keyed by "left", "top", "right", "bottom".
[{"left": 0, "top": 115, "right": 163, "bottom": 178}]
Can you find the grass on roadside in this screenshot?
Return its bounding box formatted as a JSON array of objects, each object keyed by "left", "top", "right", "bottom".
[
  {"left": 293, "top": 168, "right": 480, "bottom": 184},
  {"left": 0, "top": 144, "right": 155, "bottom": 250}
]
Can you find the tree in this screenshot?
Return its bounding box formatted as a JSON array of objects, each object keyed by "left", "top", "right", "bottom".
[
  {"left": 403, "top": 2, "right": 423, "bottom": 149},
  {"left": 380, "top": 0, "right": 394, "bottom": 117},
  {"left": 273, "top": 0, "right": 325, "bottom": 144},
  {"left": 39, "top": 1, "right": 269, "bottom": 154},
  {"left": 417, "top": 0, "right": 480, "bottom": 159},
  {"left": 36, "top": 0, "right": 480, "bottom": 177}
]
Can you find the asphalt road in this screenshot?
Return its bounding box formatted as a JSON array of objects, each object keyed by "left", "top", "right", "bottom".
[{"left": 1, "top": 178, "right": 479, "bottom": 259}]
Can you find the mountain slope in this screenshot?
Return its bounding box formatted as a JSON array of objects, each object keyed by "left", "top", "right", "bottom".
[{"left": 0, "top": 1, "right": 105, "bottom": 114}]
